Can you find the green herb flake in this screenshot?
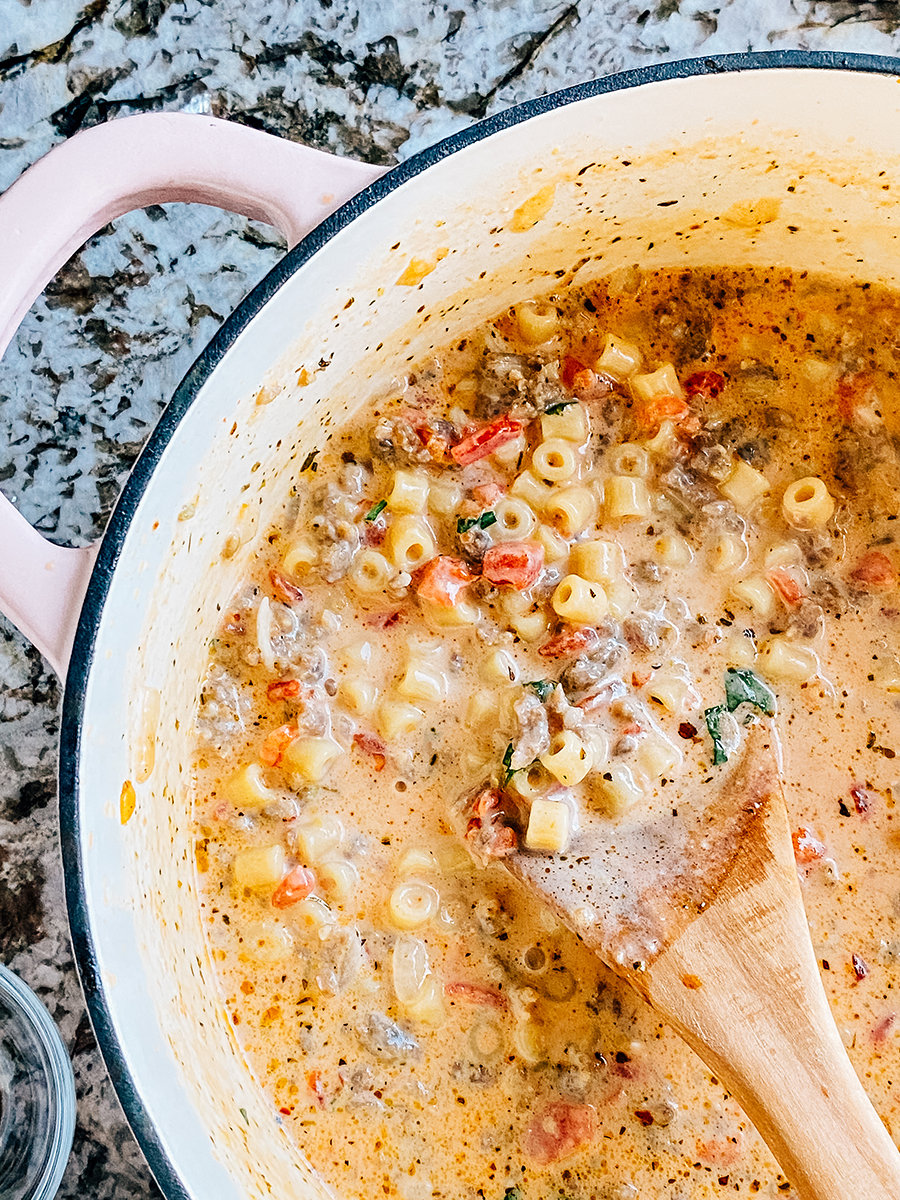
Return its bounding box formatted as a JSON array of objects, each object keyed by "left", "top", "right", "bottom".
[
  {"left": 704, "top": 704, "right": 729, "bottom": 766},
  {"left": 365, "top": 499, "right": 387, "bottom": 522},
  {"left": 300, "top": 449, "right": 319, "bottom": 473},
  {"left": 525, "top": 679, "right": 555, "bottom": 701},
  {"left": 457, "top": 510, "right": 496, "bottom": 534},
  {"left": 239, "top": 1107, "right": 249, "bottom": 1125},
  {"left": 545, "top": 400, "right": 576, "bottom": 415},
  {"left": 503, "top": 1190, "right": 524, "bottom": 1200},
  {"left": 501, "top": 742, "right": 515, "bottom": 786},
  {"left": 724, "top": 667, "right": 776, "bottom": 717}
]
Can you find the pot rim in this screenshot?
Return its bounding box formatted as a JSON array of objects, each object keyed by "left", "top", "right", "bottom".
[{"left": 57, "top": 49, "right": 900, "bottom": 1198}]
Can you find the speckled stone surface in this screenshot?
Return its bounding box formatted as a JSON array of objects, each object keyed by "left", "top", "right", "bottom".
[{"left": 3, "top": 3, "right": 900, "bottom": 1196}]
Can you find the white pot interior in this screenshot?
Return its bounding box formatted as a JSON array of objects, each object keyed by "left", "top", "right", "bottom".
[{"left": 71, "top": 64, "right": 900, "bottom": 1198}]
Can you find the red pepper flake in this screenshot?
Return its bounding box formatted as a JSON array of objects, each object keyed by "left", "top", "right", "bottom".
[
  {"left": 852, "top": 953, "right": 870, "bottom": 983},
  {"left": 792, "top": 826, "right": 827, "bottom": 865},
  {"left": 850, "top": 783, "right": 872, "bottom": 815},
  {"left": 223, "top": 612, "right": 245, "bottom": 634},
  {"left": 444, "top": 981, "right": 508, "bottom": 1009},
  {"left": 631, "top": 667, "right": 652, "bottom": 688},
  {"left": 306, "top": 1070, "right": 326, "bottom": 1108},
  {"left": 353, "top": 731, "right": 387, "bottom": 771},
  {"left": 270, "top": 568, "right": 303, "bottom": 604},
  {"left": 364, "top": 610, "right": 403, "bottom": 629},
  {"left": 678, "top": 722, "right": 698, "bottom": 739},
  {"left": 635, "top": 1110, "right": 654, "bottom": 1126}
]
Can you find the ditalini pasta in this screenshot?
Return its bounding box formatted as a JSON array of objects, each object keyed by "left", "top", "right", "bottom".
[{"left": 193, "top": 266, "right": 900, "bottom": 1200}]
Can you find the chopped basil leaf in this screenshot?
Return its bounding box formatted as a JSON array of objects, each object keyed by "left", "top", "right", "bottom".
[
  {"left": 365, "top": 499, "right": 387, "bottom": 522},
  {"left": 457, "top": 510, "right": 497, "bottom": 534},
  {"left": 525, "top": 679, "right": 555, "bottom": 701},
  {"left": 704, "top": 704, "right": 729, "bottom": 766},
  {"left": 724, "top": 667, "right": 776, "bottom": 717},
  {"left": 545, "top": 401, "right": 576, "bottom": 415},
  {"left": 501, "top": 742, "right": 515, "bottom": 785}
]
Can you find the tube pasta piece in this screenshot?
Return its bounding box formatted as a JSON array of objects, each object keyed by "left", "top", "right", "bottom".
[
  {"left": 781, "top": 476, "right": 836, "bottom": 529},
  {"left": 757, "top": 637, "right": 819, "bottom": 684},
  {"left": 480, "top": 648, "right": 520, "bottom": 686},
  {"left": 428, "top": 478, "right": 463, "bottom": 517},
  {"left": 636, "top": 733, "right": 682, "bottom": 780},
  {"left": 545, "top": 485, "right": 596, "bottom": 536},
  {"left": 385, "top": 514, "right": 436, "bottom": 571},
  {"left": 532, "top": 438, "right": 579, "bottom": 483},
  {"left": 515, "top": 300, "right": 560, "bottom": 344},
  {"left": 392, "top": 935, "right": 431, "bottom": 1006},
  {"left": 710, "top": 532, "right": 748, "bottom": 574},
  {"left": 570, "top": 538, "right": 626, "bottom": 585},
  {"left": 596, "top": 333, "right": 643, "bottom": 378},
  {"left": 242, "top": 919, "right": 295, "bottom": 963},
  {"left": 718, "top": 458, "right": 769, "bottom": 509},
  {"left": 525, "top": 798, "right": 572, "bottom": 853},
  {"left": 233, "top": 844, "right": 286, "bottom": 890},
  {"left": 295, "top": 814, "right": 344, "bottom": 862},
  {"left": 492, "top": 497, "right": 537, "bottom": 541},
  {"left": 590, "top": 762, "right": 645, "bottom": 816},
  {"left": 390, "top": 881, "right": 441, "bottom": 930},
  {"left": 225, "top": 762, "right": 279, "bottom": 809},
  {"left": 379, "top": 699, "right": 425, "bottom": 739},
  {"left": 398, "top": 848, "right": 440, "bottom": 876},
  {"left": 731, "top": 574, "right": 777, "bottom": 618},
  {"left": 466, "top": 689, "right": 514, "bottom": 732},
  {"left": 421, "top": 596, "right": 481, "bottom": 629},
  {"left": 397, "top": 659, "right": 449, "bottom": 706},
  {"left": 607, "top": 442, "right": 650, "bottom": 478},
  {"left": 388, "top": 469, "right": 430, "bottom": 514},
  {"left": 281, "top": 736, "right": 344, "bottom": 785},
  {"left": 256, "top": 596, "right": 276, "bottom": 673},
  {"left": 552, "top": 575, "right": 609, "bottom": 625},
  {"left": 492, "top": 431, "right": 527, "bottom": 467},
  {"left": 292, "top": 894, "right": 336, "bottom": 932},
  {"left": 339, "top": 678, "right": 378, "bottom": 716},
  {"left": 509, "top": 607, "right": 550, "bottom": 642},
  {"left": 655, "top": 533, "right": 693, "bottom": 569},
  {"left": 541, "top": 404, "right": 588, "bottom": 444},
  {"left": 348, "top": 549, "right": 393, "bottom": 595},
  {"left": 632, "top": 363, "right": 683, "bottom": 404},
  {"left": 317, "top": 858, "right": 359, "bottom": 901},
  {"left": 540, "top": 729, "right": 593, "bottom": 785},
  {"left": 405, "top": 973, "right": 445, "bottom": 1024},
  {"left": 603, "top": 475, "right": 652, "bottom": 521},
  {"left": 646, "top": 664, "right": 699, "bottom": 715},
  {"left": 534, "top": 523, "right": 569, "bottom": 564},
  {"left": 282, "top": 538, "right": 318, "bottom": 576},
  {"left": 510, "top": 761, "right": 554, "bottom": 802},
  {"left": 510, "top": 470, "right": 552, "bottom": 511}
]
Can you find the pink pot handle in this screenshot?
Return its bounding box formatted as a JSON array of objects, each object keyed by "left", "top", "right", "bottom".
[{"left": 0, "top": 113, "right": 383, "bottom": 677}]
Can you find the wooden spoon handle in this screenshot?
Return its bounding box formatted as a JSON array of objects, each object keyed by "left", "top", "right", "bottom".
[{"left": 646, "top": 817, "right": 900, "bottom": 1200}]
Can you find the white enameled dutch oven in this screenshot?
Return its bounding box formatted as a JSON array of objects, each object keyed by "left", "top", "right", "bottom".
[{"left": 4, "top": 50, "right": 900, "bottom": 1200}]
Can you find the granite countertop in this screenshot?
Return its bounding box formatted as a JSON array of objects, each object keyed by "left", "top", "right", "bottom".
[{"left": 2, "top": 2, "right": 900, "bottom": 1196}]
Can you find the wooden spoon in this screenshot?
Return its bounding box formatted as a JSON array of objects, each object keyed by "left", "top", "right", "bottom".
[{"left": 476, "top": 726, "right": 900, "bottom": 1199}]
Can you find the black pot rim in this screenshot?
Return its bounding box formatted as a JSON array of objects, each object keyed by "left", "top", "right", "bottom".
[{"left": 57, "top": 49, "right": 900, "bottom": 1199}]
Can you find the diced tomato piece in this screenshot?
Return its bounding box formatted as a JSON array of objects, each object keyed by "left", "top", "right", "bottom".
[
  {"left": 768, "top": 566, "right": 806, "bottom": 606},
  {"left": 364, "top": 609, "right": 403, "bottom": 629},
  {"left": 560, "top": 356, "right": 588, "bottom": 390},
  {"left": 539, "top": 626, "right": 600, "bottom": 659},
  {"left": 450, "top": 415, "right": 523, "bottom": 465},
  {"left": 270, "top": 568, "right": 303, "bottom": 604},
  {"left": 872, "top": 1013, "right": 896, "bottom": 1043},
  {"left": 482, "top": 541, "right": 544, "bottom": 589},
  {"left": 267, "top": 679, "right": 302, "bottom": 702},
  {"left": 444, "top": 981, "right": 508, "bottom": 1009},
  {"left": 416, "top": 555, "right": 476, "bottom": 608},
  {"left": 523, "top": 1101, "right": 597, "bottom": 1165},
  {"left": 271, "top": 865, "right": 316, "bottom": 909},
  {"left": 851, "top": 550, "right": 897, "bottom": 591},
  {"left": 852, "top": 953, "right": 870, "bottom": 982},
  {"left": 353, "top": 731, "right": 387, "bottom": 771},
  {"left": 836, "top": 371, "right": 878, "bottom": 424},
  {"left": 850, "top": 783, "right": 872, "bottom": 815},
  {"left": 792, "top": 826, "right": 827, "bottom": 865},
  {"left": 364, "top": 517, "right": 387, "bottom": 547},
  {"left": 696, "top": 1133, "right": 744, "bottom": 1167},
  {"left": 260, "top": 723, "right": 299, "bottom": 768},
  {"left": 635, "top": 393, "right": 699, "bottom": 436},
  {"left": 472, "top": 481, "right": 505, "bottom": 506},
  {"left": 464, "top": 786, "right": 518, "bottom": 862},
  {"left": 683, "top": 370, "right": 725, "bottom": 401}
]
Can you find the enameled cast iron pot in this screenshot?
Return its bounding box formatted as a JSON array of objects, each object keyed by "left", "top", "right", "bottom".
[{"left": 2, "top": 50, "right": 900, "bottom": 1200}]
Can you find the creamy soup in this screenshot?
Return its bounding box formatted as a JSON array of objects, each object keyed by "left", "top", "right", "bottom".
[{"left": 192, "top": 267, "right": 900, "bottom": 1199}]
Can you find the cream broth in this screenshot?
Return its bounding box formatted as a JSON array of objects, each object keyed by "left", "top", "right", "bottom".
[{"left": 192, "top": 267, "right": 900, "bottom": 1199}]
